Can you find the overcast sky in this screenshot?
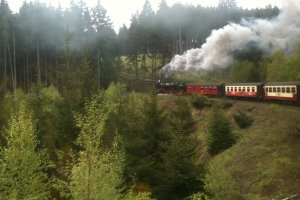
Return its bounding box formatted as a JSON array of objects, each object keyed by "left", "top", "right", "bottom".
[{"left": 7, "top": 0, "right": 284, "bottom": 32}]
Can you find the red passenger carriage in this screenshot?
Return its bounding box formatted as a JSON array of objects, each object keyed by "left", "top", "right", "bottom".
[{"left": 186, "top": 83, "right": 224, "bottom": 97}]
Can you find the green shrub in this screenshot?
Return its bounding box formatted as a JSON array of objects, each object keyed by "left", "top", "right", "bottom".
[
  {"left": 185, "top": 193, "right": 209, "bottom": 200},
  {"left": 246, "top": 105, "right": 256, "bottom": 112},
  {"left": 189, "top": 94, "right": 210, "bottom": 109},
  {"left": 204, "top": 161, "right": 239, "bottom": 200},
  {"left": 233, "top": 110, "right": 253, "bottom": 129},
  {"left": 214, "top": 99, "right": 233, "bottom": 109}
]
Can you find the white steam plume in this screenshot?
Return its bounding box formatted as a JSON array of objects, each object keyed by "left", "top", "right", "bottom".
[{"left": 161, "top": 0, "right": 300, "bottom": 75}]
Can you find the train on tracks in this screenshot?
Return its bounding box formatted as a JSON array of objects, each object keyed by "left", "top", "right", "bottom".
[{"left": 155, "top": 81, "right": 300, "bottom": 103}]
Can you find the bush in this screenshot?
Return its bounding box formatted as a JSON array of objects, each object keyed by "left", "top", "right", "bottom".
[
  {"left": 233, "top": 110, "right": 253, "bottom": 129},
  {"left": 189, "top": 94, "right": 211, "bottom": 109},
  {"left": 185, "top": 193, "right": 209, "bottom": 200},
  {"left": 214, "top": 99, "right": 233, "bottom": 109},
  {"left": 204, "top": 161, "right": 239, "bottom": 200}
]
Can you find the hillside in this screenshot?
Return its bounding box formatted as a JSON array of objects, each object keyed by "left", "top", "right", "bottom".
[{"left": 159, "top": 96, "right": 300, "bottom": 200}]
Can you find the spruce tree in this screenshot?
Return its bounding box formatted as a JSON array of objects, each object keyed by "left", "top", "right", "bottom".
[
  {"left": 207, "top": 108, "right": 235, "bottom": 156},
  {"left": 0, "top": 102, "right": 50, "bottom": 199},
  {"left": 160, "top": 97, "right": 202, "bottom": 199}
]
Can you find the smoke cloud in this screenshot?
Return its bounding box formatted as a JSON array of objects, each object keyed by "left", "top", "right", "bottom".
[{"left": 161, "top": 0, "right": 300, "bottom": 75}]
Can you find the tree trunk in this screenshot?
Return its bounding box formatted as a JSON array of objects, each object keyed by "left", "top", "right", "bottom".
[
  {"left": 37, "top": 39, "right": 41, "bottom": 85},
  {"left": 56, "top": 56, "right": 59, "bottom": 88},
  {"left": 135, "top": 55, "right": 139, "bottom": 79},
  {"left": 151, "top": 49, "right": 157, "bottom": 103},
  {"left": 97, "top": 49, "right": 100, "bottom": 88},
  {"left": 26, "top": 53, "right": 29, "bottom": 92},
  {"left": 178, "top": 26, "right": 182, "bottom": 54},
  {"left": 172, "top": 32, "right": 176, "bottom": 56},
  {"left": 186, "top": 31, "right": 189, "bottom": 51},
  {"left": 7, "top": 37, "right": 15, "bottom": 93},
  {"left": 45, "top": 52, "right": 48, "bottom": 86},
  {"left": 87, "top": 151, "right": 92, "bottom": 200},
  {"left": 4, "top": 36, "right": 7, "bottom": 90},
  {"left": 13, "top": 33, "right": 17, "bottom": 91}
]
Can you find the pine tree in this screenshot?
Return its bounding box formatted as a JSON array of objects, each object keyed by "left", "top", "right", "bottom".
[
  {"left": 0, "top": 102, "right": 50, "bottom": 199},
  {"left": 207, "top": 108, "right": 235, "bottom": 156}
]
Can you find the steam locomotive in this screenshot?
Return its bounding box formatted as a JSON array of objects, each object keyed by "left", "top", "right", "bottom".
[{"left": 155, "top": 81, "right": 300, "bottom": 102}]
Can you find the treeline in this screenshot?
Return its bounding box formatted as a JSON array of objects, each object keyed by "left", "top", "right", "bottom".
[
  {"left": 226, "top": 43, "right": 300, "bottom": 83},
  {"left": 0, "top": 0, "right": 118, "bottom": 92},
  {"left": 118, "top": 0, "right": 279, "bottom": 79},
  {"left": 0, "top": 0, "right": 280, "bottom": 93}
]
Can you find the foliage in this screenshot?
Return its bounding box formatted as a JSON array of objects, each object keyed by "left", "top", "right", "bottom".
[
  {"left": 27, "top": 85, "right": 67, "bottom": 157},
  {"left": 123, "top": 190, "right": 155, "bottom": 200},
  {"left": 157, "top": 97, "right": 203, "bottom": 199},
  {"left": 229, "top": 60, "right": 264, "bottom": 82},
  {"left": 133, "top": 96, "right": 168, "bottom": 187},
  {"left": 189, "top": 94, "right": 211, "bottom": 109},
  {"left": 186, "top": 193, "right": 209, "bottom": 200},
  {"left": 204, "top": 161, "right": 239, "bottom": 200},
  {"left": 233, "top": 110, "right": 254, "bottom": 129},
  {"left": 70, "top": 93, "right": 125, "bottom": 200},
  {"left": 207, "top": 108, "right": 235, "bottom": 156},
  {"left": 213, "top": 99, "right": 233, "bottom": 109},
  {"left": 266, "top": 45, "right": 300, "bottom": 81},
  {"left": 0, "top": 102, "right": 50, "bottom": 199}
]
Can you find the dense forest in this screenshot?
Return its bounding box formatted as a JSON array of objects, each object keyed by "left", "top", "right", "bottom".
[{"left": 0, "top": 0, "right": 299, "bottom": 199}]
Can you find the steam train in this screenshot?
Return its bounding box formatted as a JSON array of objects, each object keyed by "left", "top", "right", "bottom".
[{"left": 155, "top": 81, "right": 300, "bottom": 102}]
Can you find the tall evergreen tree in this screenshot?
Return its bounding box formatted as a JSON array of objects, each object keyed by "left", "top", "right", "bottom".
[
  {"left": 207, "top": 108, "right": 235, "bottom": 156},
  {"left": 159, "top": 97, "right": 202, "bottom": 199}
]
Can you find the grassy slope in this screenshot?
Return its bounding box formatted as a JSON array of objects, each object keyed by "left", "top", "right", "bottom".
[
  {"left": 159, "top": 96, "right": 300, "bottom": 200},
  {"left": 199, "top": 101, "right": 300, "bottom": 199}
]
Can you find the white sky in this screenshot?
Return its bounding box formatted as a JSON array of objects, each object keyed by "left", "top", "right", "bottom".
[{"left": 7, "top": 0, "right": 284, "bottom": 32}]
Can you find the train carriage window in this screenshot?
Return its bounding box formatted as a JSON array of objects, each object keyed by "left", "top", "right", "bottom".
[
  {"left": 277, "top": 87, "right": 281, "bottom": 93},
  {"left": 292, "top": 87, "right": 296, "bottom": 94},
  {"left": 251, "top": 87, "right": 255, "bottom": 92},
  {"left": 265, "top": 87, "right": 269, "bottom": 92},
  {"left": 238, "top": 87, "right": 241, "bottom": 91},
  {"left": 282, "top": 87, "right": 285, "bottom": 93},
  {"left": 242, "top": 87, "right": 245, "bottom": 92},
  {"left": 273, "top": 87, "right": 276, "bottom": 93},
  {"left": 287, "top": 87, "right": 291, "bottom": 93},
  {"left": 247, "top": 87, "right": 250, "bottom": 92},
  {"left": 234, "top": 87, "right": 237, "bottom": 91},
  {"left": 231, "top": 87, "right": 233, "bottom": 91}
]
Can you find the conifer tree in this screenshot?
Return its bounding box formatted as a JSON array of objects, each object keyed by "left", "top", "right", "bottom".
[
  {"left": 207, "top": 108, "right": 235, "bottom": 156},
  {"left": 0, "top": 102, "right": 50, "bottom": 199},
  {"left": 160, "top": 97, "right": 202, "bottom": 199}
]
